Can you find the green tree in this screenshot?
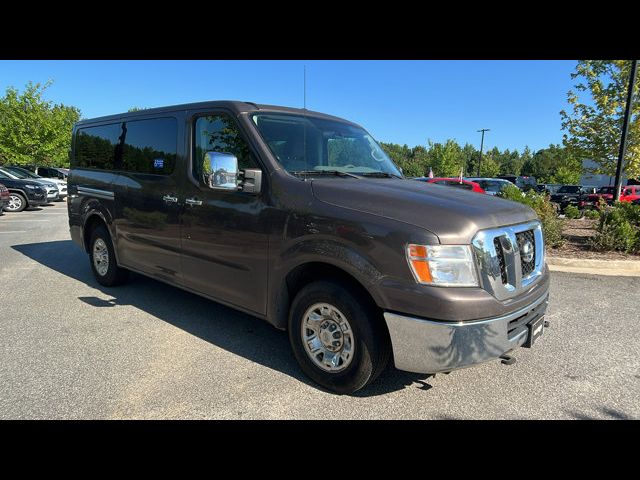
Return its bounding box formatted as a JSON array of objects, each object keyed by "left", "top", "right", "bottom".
[
  {"left": 426, "top": 139, "right": 465, "bottom": 177},
  {"left": 0, "top": 81, "right": 80, "bottom": 167},
  {"left": 498, "top": 148, "right": 524, "bottom": 175},
  {"left": 478, "top": 152, "right": 501, "bottom": 177},
  {"left": 522, "top": 144, "right": 582, "bottom": 183},
  {"left": 561, "top": 60, "right": 640, "bottom": 178}
]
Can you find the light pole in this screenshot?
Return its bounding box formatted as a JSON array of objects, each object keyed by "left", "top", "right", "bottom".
[
  {"left": 477, "top": 129, "right": 490, "bottom": 177},
  {"left": 613, "top": 59, "right": 637, "bottom": 202}
]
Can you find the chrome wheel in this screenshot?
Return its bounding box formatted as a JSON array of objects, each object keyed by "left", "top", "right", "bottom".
[
  {"left": 301, "top": 303, "right": 355, "bottom": 372},
  {"left": 6, "top": 194, "right": 23, "bottom": 211},
  {"left": 92, "top": 238, "right": 109, "bottom": 277}
]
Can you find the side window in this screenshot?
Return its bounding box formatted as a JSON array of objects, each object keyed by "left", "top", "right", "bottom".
[
  {"left": 193, "top": 113, "right": 257, "bottom": 183},
  {"left": 74, "top": 124, "right": 122, "bottom": 170},
  {"left": 122, "top": 117, "right": 177, "bottom": 175}
]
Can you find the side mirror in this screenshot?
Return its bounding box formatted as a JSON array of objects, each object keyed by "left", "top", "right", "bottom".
[{"left": 204, "top": 151, "right": 238, "bottom": 190}]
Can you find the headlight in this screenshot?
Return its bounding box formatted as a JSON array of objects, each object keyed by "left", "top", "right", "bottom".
[{"left": 406, "top": 244, "right": 479, "bottom": 287}]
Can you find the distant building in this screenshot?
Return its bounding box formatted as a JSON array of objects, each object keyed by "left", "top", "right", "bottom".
[{"left": 579, "top": 159, "right": 627, "bottom": 187}]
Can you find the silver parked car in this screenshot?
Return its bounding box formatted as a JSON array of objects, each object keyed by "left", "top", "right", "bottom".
[{"left": 466, "top": 177, "right": 514, "bottom": 196}]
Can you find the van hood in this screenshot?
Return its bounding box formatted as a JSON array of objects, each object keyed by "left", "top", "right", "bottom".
[{"left": 311, "top": 178, "right": 538, "bottom": 244}]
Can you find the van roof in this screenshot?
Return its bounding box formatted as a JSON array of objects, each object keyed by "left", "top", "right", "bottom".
[{"left": 75, "top": 100, "right": 360, "bottom": 127}]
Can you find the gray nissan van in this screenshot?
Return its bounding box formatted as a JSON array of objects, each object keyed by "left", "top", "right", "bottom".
[{"left": 68, "top": 101, "right": 549, "bottom": 394}]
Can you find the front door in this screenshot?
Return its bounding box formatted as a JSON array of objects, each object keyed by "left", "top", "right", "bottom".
[{"left": 179, "top": 111, "right": 269, "bottom": 315}]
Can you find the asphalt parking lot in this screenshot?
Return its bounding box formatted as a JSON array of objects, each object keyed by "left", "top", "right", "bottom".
[{"left": 1, "top": 201, "right": 638, "bottom": 419}]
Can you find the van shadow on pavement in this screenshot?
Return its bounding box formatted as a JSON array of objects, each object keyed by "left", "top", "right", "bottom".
[{"left": 12, "top": 240, "right": 434, "bottom": 397}]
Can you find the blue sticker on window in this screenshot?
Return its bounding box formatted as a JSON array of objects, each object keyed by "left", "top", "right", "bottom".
[{"left": 153, "top": 158, "right": 164, "bottom": 169}]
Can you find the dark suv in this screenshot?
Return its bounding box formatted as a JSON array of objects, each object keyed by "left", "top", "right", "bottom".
[
  {"left": 68, "top": 101, "right": 550, "bottom": 394},
  {"left": 550, "top": 185, "right": 594, "bottom": 210},
  {"left": 0, "top": 169, "right": 47, "bottom": 212}
]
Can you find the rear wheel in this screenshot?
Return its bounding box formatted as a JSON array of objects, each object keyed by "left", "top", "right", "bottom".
[
  {"left": 5, "top": 193, "right": 27, "bottom": 212},
  {"left": 89, "top": 224, "right": 129, "bottom": 286},
  {"left": 288, "top": 280, "right": 390, "bottom": 394}
]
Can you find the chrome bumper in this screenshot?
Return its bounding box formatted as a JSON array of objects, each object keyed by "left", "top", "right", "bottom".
[{"left": 383, "top": 292, "right": 549, "bottom": 374}]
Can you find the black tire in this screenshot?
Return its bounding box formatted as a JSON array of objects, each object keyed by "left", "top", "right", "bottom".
[
  {"left": 88, "top": 224, "right": 129, "bottom": 286},
  {"left": 288, "top": 280, "right": 390, "bottom": 394},
  {"left": 5, "top": 192, "right": 27, "bottom": 212}
]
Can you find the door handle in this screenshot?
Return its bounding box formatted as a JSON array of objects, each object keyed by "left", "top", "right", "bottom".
[
  {"left": 185, "top": 197, "right": 203, "bottom": 206},
  {"left": 163, "top": 195, "right": 178, "bottom": 203}
]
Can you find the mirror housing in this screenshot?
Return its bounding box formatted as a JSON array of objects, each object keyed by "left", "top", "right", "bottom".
[
  {"left": 240, "top": 168, "right": 262, "bottom": 194},
  {"left": 204, "top": 151, "right": 238, "bottom": 189}
]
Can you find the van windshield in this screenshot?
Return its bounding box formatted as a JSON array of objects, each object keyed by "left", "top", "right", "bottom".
[{"left": 252, "top": 113, "right": 402, "bottom": 178}]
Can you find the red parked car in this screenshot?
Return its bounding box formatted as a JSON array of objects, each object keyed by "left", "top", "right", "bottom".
[
  {"left": 414, "top": 177, "right": 486, "bottom": 194},
  {"left": 620, "top": 185, "right": 640, "bottom": 203},
  {"left": 0, "top": 183, "right": 9, "bottom": 214},
  {"left": 587, "top": 185, "right": 640, "bottom": 207}
]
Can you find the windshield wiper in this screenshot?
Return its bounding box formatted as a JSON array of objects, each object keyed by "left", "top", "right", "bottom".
[
  {"left": 291, "top": 170, "right": 361, "bottom": 179},
  {"left": 358, "top": 172, "right": 403, "bottom": 179}
]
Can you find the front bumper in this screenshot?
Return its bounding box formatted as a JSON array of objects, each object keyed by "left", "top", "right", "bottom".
[{"left": 383, "top": 291, "right": 549, "bottom": 374}]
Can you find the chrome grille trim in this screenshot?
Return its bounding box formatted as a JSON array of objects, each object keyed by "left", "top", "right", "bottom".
[{"left": 471, "top": 220, "right": 545, "bottom": 301}]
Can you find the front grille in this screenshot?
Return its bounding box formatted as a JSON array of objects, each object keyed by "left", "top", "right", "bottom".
[
  {"left": 516, "top": 230, "right": 536, "bottom": 277},
  {"left": 493, "top": 238, "right": 508, "bottom": 284},
  {"left": 471, "top": 221, "right": 544, "bottom": 301}
]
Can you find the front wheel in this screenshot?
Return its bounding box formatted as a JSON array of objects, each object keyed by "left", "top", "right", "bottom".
[
  {"left": 89, "top": 224, "right": 129, "bottom": 286},
  {"left": 5, "top": 193, "right": 27, "bottom": 212},
  {"left": 288, "top": 280, "right": 390, "bottom": 394}
]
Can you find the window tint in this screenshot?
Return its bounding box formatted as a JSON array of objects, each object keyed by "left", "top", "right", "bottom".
[
  {"left": 122, "top": 118, "right": 177, "bottom": 174},
  {"left": 194, "top": 113, "right": 257, "bottom": 183},
  {"left": 558, "top": 186, "right": 580, "bottom": 193},
  {"left": 75, "top": 124, "right": 122, "bottom": 170}
]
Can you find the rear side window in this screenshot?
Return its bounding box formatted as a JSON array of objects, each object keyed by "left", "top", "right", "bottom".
[
  {"left": 74, "top": 118, "right": 177, "bottom": 174},
  {"left": 75, "top": 124, "right": 122, "bottom": 170},
  {"left": 122, "top": 117, "right": 177, "bottom": 175}
]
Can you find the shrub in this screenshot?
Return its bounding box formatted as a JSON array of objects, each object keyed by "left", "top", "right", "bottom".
[
  {"left": 583, "top": 208, "right": 600, "bottom": 220},
  {"left": 564, "top": 205, "right": 581, "bottom": 219},
  {"left": 498, "top": 184, "right": 564, "bottom": 247},
  {"left": 589, "top": 201, "right": 640, "bottom": 253}
]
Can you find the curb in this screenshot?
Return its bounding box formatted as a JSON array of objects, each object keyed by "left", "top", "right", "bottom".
[{"left": 547, "top": 255, "right": 640, "bottom": 277}]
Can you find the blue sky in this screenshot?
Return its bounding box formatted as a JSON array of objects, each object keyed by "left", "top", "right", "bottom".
[{"left": 0, "top": 60, "right": 577, "bottom": 152}]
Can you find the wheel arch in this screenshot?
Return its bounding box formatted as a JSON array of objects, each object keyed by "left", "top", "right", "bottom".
[
  {"left": 271, "top": 260, "right": 384, "bottom": 331},
  {"left": 82, "top": 212, "right": 120, "bottom": 265}
]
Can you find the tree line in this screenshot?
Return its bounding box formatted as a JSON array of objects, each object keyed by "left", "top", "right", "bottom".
[{"left": 379, "top": 140, "right": 583, "bottom": 183}]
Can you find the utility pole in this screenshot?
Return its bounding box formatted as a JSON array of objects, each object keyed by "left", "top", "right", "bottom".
[
  {"left": 613, "top": 59, "right": 637, "bottom": 201},
  {"left": 477, "top": 129, "right": 490, "bottom": 177}
]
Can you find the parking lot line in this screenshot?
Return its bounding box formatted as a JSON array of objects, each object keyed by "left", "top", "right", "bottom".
[
  {"left": 0, "top": 219, "right": 50, "bottom": 222},
  {"left": 0, "top": 231, "right": 27, "bottom": 234}
]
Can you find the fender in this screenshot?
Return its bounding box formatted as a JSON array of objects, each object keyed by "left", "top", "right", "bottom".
[
  {"left": 80, "top": 199, "right": 120, "bottom": 264},
  {"left": 7, "top": 188, "right": 28, "bottom": 197},
  {"left": 267, "top": 237, "right": 386, "bottom": 329}
]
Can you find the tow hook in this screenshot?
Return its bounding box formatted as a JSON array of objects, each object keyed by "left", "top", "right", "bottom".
[{"left": 500, "top": 354, "right": 516, "bottom": 366}]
